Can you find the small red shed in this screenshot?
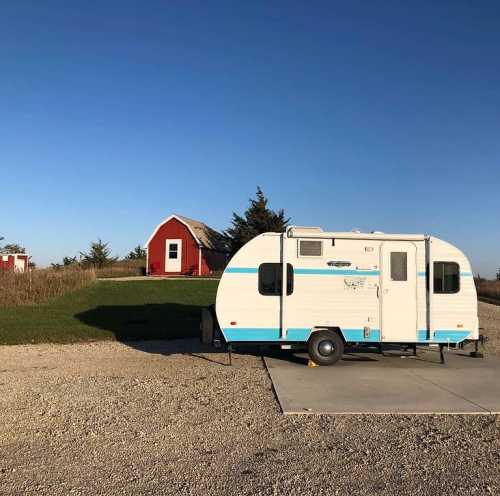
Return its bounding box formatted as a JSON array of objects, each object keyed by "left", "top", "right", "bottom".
[
  {"left": 0, "top": 253, "right": 29, "bottom": 273},
  {"left": 146, "top": 214, "right": 227, "bottom": 276}
]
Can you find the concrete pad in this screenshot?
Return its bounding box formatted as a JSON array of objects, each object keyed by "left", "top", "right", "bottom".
[{"left": 264, "top": 349, "right": 500, "bottom": 414}]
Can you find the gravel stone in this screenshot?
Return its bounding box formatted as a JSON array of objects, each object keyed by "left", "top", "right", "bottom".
[{"left": 0, "top": 304, "right": 499, "bottom": 495}]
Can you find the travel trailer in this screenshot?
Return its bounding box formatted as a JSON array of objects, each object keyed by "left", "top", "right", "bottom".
[{"left": 201, "top": 226, "right": 480, "bottom": 365}]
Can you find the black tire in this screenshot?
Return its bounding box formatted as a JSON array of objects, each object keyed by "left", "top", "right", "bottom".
[{"left": 308, "top": 330, "right": 344, "bottom": 366}]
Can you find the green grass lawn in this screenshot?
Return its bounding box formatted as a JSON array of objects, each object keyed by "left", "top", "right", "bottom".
[{"left": 0, "top": 280, "right": 218, "bottom": 345}]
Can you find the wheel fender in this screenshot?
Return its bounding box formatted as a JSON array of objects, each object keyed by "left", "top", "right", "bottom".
[{"left": 308, "top": 327, "right": 346, "bottom": 343}]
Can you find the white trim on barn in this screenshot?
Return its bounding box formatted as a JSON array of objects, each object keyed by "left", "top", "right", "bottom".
[
  {"left": 198, "top": 246, "right": 202, "bottom": 276},
  {"left": 145, "top": 214, "right": 202, "bottom": 248}
]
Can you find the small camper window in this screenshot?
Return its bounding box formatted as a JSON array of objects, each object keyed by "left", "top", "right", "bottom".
[
  {"left": 298, "top": 240, "right": 322, "bottom": 257},
  {"left": 434, "top": 262, "right": 459, "bottom": 294},
  {"left": 390, "top": 252, "right": 407, "bottom": 281},
  {"left": 258, "top": 263, "right": 294, "bottom": 296}
]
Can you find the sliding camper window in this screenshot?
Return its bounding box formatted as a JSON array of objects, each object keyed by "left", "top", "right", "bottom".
[
  {"left": 433, "top": 262, "right": 460, "bottom": 294},
  {"left": 258, "top": 263, "right": 294, "bottom": 296},
  {"left": 298, "top": 240, "right": 322, "bottom": 257}
]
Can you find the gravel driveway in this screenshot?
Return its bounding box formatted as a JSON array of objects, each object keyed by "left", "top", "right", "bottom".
[
  {"left": 1, "top": 304, "right": 499, "bottom": 496},
  {"left": 480, "top": 301, "right": 500, "bottom": 356}
]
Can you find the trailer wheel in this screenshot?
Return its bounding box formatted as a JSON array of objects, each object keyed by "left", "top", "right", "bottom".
[{"left": 308, "top": 330, "right": 344, "bottom": 366}]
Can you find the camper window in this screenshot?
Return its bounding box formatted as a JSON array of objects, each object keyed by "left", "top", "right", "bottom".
[
  {"left": 298, "top": 240, "right": 322, "bottom": 257},
  {"left": 434, "top": 262, "right": 459, "bottom": 294},
  {"left": 258, "top": 263, "right": 294, "bottom": 296},
  {"left": 390, "top": 252, "right": 407, "bottom": 281}
]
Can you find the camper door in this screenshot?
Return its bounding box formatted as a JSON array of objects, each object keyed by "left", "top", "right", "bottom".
[{"left": 380, "top": 242, "right": 417, "bottom": 342}]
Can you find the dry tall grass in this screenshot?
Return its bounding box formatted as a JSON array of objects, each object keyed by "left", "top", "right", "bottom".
[
  {"left": 475, "top": 279, "right": 500, "bottom": 302},
  {"left": 0, "top": 267, "right": 96, "bottom": 307},
  {"left": 95, "top": 259, "right": 146, "bottom": 279}
]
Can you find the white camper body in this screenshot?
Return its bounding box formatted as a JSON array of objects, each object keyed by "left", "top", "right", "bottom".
[{"left": 214, "top": 227, "right": 478, "bottom": 362}]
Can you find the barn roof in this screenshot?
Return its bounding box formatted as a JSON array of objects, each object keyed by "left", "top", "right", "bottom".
[
  {"left": 146, "top": 214, "right": 227, "bottom": 252},
  {"left": 174, "top": 215, "right": 226, "bottom": 251}
]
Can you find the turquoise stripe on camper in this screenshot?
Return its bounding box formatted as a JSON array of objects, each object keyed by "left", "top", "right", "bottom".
[
  {"left": 287, "top": 328, "right": 312, "bottom": 340},
  {"left": 226, "top": 268, "right": 472, "bottom": 277},
  {"left": 341, "top": 328, "right": 381, "bottom": 342},
  {"left": 223, "top": 328, "right": 278, "bottom": 341},
  {"left": 225, "top": 267, "right": 379, "bottom": 276},
  {"left": 294, "top": 268, "right": 380, "bottom": 276},
  {"left": 222, "top": 327, "right": 381, "bottom": 342},
  {"left": 225, "top": 267, "right": 258, "bottom": 274},
  {"left": 432, "top": 330, "right": 470, "bottom": 342},
  {"left": 222, "top": 327, "right": 310, "bottom": 341},
  {"left": 222, "top": 327, "right": 471, "bottom": 344},
  {"left": 416, "top": 329, "right": 470, "bottom": 343}
]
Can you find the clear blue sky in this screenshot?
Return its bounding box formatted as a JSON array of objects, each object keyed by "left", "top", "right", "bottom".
[{"left": 1, "top": 1, "right": 499, "bottom": 277}]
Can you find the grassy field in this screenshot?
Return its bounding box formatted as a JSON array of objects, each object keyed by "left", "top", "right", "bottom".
[{"left": 0, "top": 280, "right": 218, "bottom": 345}]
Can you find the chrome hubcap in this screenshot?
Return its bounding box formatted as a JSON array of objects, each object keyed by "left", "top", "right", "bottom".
[{"left": 318, "top": 340, "right": 334, "bottom": 356}]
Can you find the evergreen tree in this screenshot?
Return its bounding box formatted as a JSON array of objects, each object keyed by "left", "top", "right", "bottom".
[
  {"left": 126, "top": 245, "right": 147, "bottom": 260},
  {"left": 224, "top": 187, "right": 290, "bottom": 255},
  {"left": 52, "top": 256, "right": 78, "bottom": 270},
  {"left": 80, "top": 239, "right": 117, "bottom": 268},
  {"left": 63, "top": 256, "right": 78, "bottom": 266},
  {"left": 1, "top": 243, "right": 26, "bottom": 254}
]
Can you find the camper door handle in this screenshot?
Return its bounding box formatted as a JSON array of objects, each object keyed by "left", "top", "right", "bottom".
[{"left": 377, "top": 286, "right": 379, "bottom": 298}]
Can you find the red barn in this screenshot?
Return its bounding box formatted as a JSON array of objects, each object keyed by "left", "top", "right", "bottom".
[
  {"left": 146, "top": 214, "right": 227, "bottom": 276},
  {"left": 0, "top": 253, "right": 29, "bottom": 273}
]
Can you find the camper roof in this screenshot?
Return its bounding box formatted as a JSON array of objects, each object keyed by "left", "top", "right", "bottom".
[{"left": 286, "top": 226, "right": 427, "bottom": 242}]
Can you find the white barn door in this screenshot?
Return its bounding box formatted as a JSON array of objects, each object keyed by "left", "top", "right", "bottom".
[
  {"left": 165, "top": 239, "right": 182, "bottom": 272},
  {"left": 14, "top": 257, "right": 25, "bottom": 273},
  {"left": 380, "top": 242, "right": 417, "bottom": 342}
]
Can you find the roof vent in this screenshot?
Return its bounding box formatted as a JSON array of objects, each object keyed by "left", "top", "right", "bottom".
[{"left": 371, "top": 231, "right": 384, "bottom": 234}]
